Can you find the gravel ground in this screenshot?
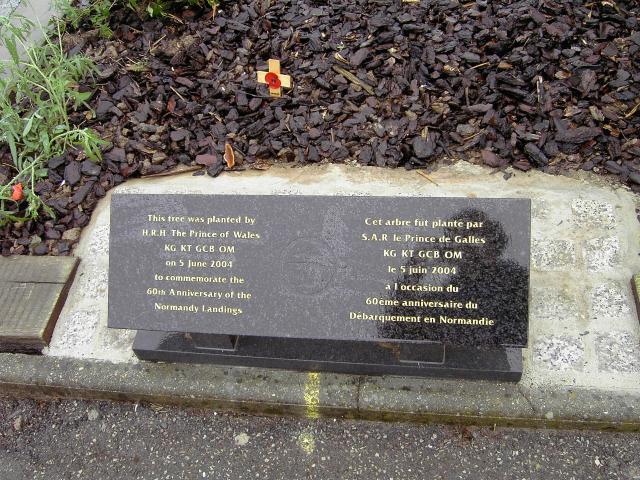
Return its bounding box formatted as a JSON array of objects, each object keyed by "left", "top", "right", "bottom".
[{"left": 1, "top": 398, "right": 640, "bottom": 480}]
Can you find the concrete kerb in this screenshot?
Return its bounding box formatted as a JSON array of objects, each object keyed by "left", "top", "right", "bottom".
[{"left": 1, "top": 353, "right": 640, "bottom": 431}]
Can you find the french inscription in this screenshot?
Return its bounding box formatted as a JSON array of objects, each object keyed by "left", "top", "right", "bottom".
[{"left": 354, "top": 215, "right": 493, "bottom": 328}]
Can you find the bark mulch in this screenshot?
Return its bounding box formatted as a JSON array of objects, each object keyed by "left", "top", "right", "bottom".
[{"left": 1, "top": 0, "right": 639, "bottom": 255}]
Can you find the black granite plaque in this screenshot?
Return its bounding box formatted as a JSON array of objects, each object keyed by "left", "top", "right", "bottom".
[{"left": 109, "top": 194, "right": 530, "bottom": 348}]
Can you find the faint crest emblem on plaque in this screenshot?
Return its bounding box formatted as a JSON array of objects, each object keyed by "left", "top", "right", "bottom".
[{"left": 280, "top": 238, "right": 337, "bottom": 297}]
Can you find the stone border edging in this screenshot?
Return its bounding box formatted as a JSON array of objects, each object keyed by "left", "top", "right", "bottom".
[{"left": 0, "top": 353, "right": 638, "bottom": 431}]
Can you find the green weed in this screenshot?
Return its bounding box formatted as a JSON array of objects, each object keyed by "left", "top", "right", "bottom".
[
  {"left": 56, "top": 0, "right": 218, "bottom": 29},
  {"left": 54, "top": 0, "right": 115, "bottom": 39},
  {"left": 0, "top": 14, "right": 106, "bottom": 226},
  {"left": 126, "top": 0, "right": 219, "bottom": 18}
]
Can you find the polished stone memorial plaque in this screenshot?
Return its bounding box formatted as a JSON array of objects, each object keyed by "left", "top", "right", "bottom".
[{"left": 108, "top": 194, "right": 530, "bottom": 381}]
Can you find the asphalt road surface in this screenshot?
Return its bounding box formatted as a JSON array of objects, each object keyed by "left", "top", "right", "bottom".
[{"left": 1, "top": 398, "right": 639, "bottom": 480}]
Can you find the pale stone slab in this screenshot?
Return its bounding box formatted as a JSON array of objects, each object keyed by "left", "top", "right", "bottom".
[
  {"left": 585, "top": 237, "right": 621, "bottom": 272},
  {"left": 530, "top": 287, "right": 581, "bottom": 334},
  {"left": 595, "top": 332, "right": 640, "bottom": 373},
  {"left": 531, "top": 239, "right": 576, "bottom": 271},
  {"left": 571, "top": 199, "right": 616, "bottom": 229},
  {"left": 534, "top": 336, "right": 585, "bottom": 371},
  {"left": 591, "top": 284, "right": 632, "bottom": 323}
]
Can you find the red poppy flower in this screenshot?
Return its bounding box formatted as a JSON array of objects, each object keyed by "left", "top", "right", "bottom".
[
  {"left": 265, "top": 72, "right": 281, "bottom": 89},
  {"left": 11, "top": 183, "right": 23, "bottom": 202}
]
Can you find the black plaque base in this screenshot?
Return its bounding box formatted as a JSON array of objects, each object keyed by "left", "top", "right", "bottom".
[{"left": 133, "top": 331, "right": 523, "bottom": 382}]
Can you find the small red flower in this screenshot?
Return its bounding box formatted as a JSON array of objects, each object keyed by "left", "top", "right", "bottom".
[
  {"left": 265, "top": 72, "right": 281, "bottom": 89},
  {"left": 11, "top": 183, "right": 23, "bottom": 202}
]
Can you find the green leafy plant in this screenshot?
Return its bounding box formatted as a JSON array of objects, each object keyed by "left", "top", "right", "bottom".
[
  {"left": 126, "top": 0, "right": 218, "bottom": 18},
  {"left": 56, "top": 0, "right": 218, "bottom": 34},
  {"left": 0, "top": 14, "right": 106, "bottom": 226},
  {"left": 54, "top": 0, "right": 115, "bottom": 39}
]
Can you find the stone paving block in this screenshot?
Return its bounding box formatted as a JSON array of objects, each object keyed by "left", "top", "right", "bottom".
[
  {"left": 585, "top": 236, "right": 621, "bottom": 272},
  {"left": 595, "top": 331, "right": 640, "bottom": 373},
  {"left": 531, "top": 239, "right": 576, "bottom": 271},
  {"left": 591, "top": 284, "right": 632, "bottom": 325},
  {"left": 571, "top": 199, "right": 616, "bottom": 229},
  {"left": 530, "top": 288, "right": 580, "bottom": 333},
  {"left": 533, "top": 336, "right": 585, "bottom": 371}
]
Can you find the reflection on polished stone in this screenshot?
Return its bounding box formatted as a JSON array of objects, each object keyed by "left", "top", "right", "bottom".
[{"left": 380, "top": 208, "right": 528, "bottom": 346}]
